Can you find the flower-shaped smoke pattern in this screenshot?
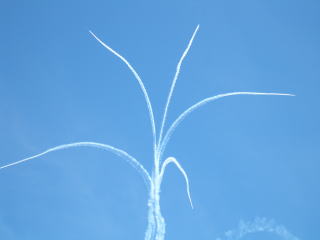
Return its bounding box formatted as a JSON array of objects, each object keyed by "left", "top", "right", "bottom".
[{"left": 0, "top": 25, "right": 294, "bottom": 240}]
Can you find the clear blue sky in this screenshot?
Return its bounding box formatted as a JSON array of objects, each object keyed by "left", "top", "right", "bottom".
[{"left": 0, "top": 0, "right": 319, "bottom": 239}]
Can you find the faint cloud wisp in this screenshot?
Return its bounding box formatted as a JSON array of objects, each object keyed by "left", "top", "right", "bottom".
[{"left": 216, "top": 217, "right": 300, "bottom": 240}]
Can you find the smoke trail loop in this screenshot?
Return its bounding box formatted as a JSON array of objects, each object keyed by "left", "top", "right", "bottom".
[{"left": 159, "top": 156, "right": 193, "bottom": 208}]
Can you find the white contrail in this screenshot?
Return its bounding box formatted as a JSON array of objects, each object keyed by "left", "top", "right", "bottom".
[
  {"left": 159, "top": 92, "right": 295, "bottom": 158},
  {"left": 216, "top": 217, "right": 300, "bottom": 240},
  {"left": 158, "top": 25, "right": 200, "bottom": 148},
  {"left": 89, "top": 31, "right": 158, "bottom": 154},
  {"left": 159, "top": 157, "right": 193, "bottom": 209},
  {"left": 0, "top": 142, "right": 152, "bottom": 188}
]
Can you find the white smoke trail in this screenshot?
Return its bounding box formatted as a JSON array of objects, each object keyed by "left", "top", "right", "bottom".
[
  {"left": 159, "top": 157, "right": 193, "bottom": 208},
  {"left": 158, "top": 25, "right": 200, "bottom": 148},
  {"left": 89, "top": 31, "right": 158, "bottom": 154},
  {"left": 0, "top": 142, "right": 152, "bottom": 188},
  {"left": 216, "top": 217, "right": 300, "bottom": 240},
  {"left": 145, "top": 204, "right": 156, "bottom": 240},
  {"left": 159, "top": 92, "right": 294, "bottom": 159}
]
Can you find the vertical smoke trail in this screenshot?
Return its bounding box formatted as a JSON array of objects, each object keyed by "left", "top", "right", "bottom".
[
  {"left": 158, "top": 25, "right": 200, "bottom": 148},
  {"left": 159, "top": 92, "right": 295, "bottom": 159},
  {"left": 87, "top": 34, "right": 168, "bottom": 240},
  {"left": 216, "top": 217, "right": 300, "bottom": 240}
]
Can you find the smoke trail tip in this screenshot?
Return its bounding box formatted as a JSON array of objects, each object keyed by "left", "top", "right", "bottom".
[
  {"left": 273, "top": 93, "right": 295, "bottom": 96},
  {"left": 189, "top": 197, "right": 194, "bottom": 209}
]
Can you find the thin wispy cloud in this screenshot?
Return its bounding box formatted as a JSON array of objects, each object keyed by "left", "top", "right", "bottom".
[{"left": 216, "top": 217, "right": 300, "bottom": 240}]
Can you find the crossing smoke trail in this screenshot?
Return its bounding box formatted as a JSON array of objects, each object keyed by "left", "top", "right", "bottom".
[
  {"left": 216, "top": 218, "right": 300, "bottom": 240},
  {"left": 0, "top": 25, "right": 295, "bottom": 240}
]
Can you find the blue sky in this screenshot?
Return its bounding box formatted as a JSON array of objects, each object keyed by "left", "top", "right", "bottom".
[{"left": 0, "top": 0, "right": 319, "bottom": 239}]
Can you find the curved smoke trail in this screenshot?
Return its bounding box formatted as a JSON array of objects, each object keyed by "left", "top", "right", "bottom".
[
  {"left": 158, "top": 25, "right": 200, "bottom": 148},
  {"left": 159, "top": 92, "right": 294, "bottom": 159},
  {"left": 89, "top": 31, "right": 158, "bottom": 155},
  {"left": 159, "top": 157, "right": 193, "bottom": 208},
  {"left": 0, "top": 142, "right": 152, "bottom": 188}
]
